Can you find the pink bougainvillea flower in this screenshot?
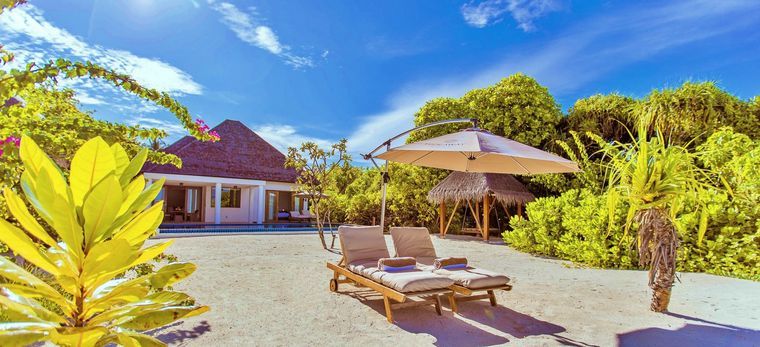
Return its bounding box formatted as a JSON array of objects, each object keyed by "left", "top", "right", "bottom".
[{"left": 5, "top": 136, "right": 20, "bottom": 147}]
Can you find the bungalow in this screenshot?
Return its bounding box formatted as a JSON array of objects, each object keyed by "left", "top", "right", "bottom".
[{"left": 143, "top": 119, "right": 306, "bottom": 224}]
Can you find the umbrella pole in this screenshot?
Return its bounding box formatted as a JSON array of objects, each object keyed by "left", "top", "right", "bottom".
[{"left": 380, "top": 145, "right": 390, "bottom": 229}]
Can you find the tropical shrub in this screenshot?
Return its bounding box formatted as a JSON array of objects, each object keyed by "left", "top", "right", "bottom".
[
  {"left": 504, "top": 189, "right": 637, "bottom": 268},
  {"left": 565, "top": 93, "right": 637, "bottom": 143},
  {"left": 0, "top": 136, "right": 207, "bottom": 346}
]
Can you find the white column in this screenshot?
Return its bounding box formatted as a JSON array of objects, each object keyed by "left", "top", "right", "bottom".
[
  {"left": 214, "top": 182, "right": 222, "bottom": 224},
  {"left": 257, "top": 186, "right": 266, "bottom": 224},
  {"left": 303, "top": 199, "right": 309, "bottom": 212},
  {"left": 248, "top": 187, "right": 256, "bottom": 223}
]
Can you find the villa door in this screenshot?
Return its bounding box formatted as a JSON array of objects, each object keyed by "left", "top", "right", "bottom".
[{"left": 264, "top": 190, "right": 294, "bottom": 222}]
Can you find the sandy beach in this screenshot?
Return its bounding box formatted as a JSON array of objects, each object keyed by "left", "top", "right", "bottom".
[{"left": 148, "top": 234, "right": 760, "bottom": 346}]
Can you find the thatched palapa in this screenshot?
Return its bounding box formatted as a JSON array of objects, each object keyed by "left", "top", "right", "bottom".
[{"left": 428, "top": 172, "right": 534, "bottom": 206}]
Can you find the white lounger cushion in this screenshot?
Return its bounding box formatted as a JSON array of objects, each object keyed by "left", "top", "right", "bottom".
[
  {"left": 348, "top": 260, "right": 454, "bottom": 293},
  {"left": 390, "top": 227, "right": 510, "bottom": 289},
  {"left": 389, "top": 227, "right": 437, "bottom": 258},
  {"left": 339, "top": 225, "right": 389, "bottom": 264}
]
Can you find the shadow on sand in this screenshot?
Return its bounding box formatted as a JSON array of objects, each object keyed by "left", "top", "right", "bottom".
[
  {"left": 149, "top": 320, "right": 212, "bottom": 345},
  {"left": 617, "top": 312, "right": 760, "bottom": 347},
  {"left": 346, "top": 289, "right": 592, "bottom": 347}
]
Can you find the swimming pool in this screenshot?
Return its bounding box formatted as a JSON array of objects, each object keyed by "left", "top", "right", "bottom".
[{"left": 158, "top": 223, "right": 340, "bottom": 234}]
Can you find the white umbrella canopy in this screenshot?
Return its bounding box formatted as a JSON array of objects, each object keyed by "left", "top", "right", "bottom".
[{"left": 375, "top": 128, "right": 581, "bottom": 174}]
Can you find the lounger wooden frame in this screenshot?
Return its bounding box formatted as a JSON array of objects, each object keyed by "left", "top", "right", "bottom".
[
  {"left": 327, "top": 261, "right": 450, "bottom": 323},
  {"left": 447, "top": 283, "right": 513, "bottom": 313}
]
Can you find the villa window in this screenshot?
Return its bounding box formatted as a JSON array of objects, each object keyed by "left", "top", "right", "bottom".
[{"left": 211, "top": 187, "right": 242, "bottom": 208}]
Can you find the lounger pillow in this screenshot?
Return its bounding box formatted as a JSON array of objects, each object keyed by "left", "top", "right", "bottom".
[
  {"left": 433, "top": 257, "right": 468, "bottom": 270},
  {"left": 378, "top": 257, "right": 417, "bottom": 271}
]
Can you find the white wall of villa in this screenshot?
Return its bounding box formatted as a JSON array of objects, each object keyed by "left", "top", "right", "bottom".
[{"left": 144, "top": 172, "right": 299, "bottom": 224}]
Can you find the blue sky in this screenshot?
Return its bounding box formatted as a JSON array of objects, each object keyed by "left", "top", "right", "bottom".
[{"left": 1, "top": 0, "right": 759, "bottom": 155}]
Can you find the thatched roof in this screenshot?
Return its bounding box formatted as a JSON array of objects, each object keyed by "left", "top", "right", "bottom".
[{"left": 428, "top": 172, "right": 535, "bottom": 206}]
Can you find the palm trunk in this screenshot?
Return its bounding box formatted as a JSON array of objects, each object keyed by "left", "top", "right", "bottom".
[{"left": 635, "top": 207, "right": 679, "bottom": 312}]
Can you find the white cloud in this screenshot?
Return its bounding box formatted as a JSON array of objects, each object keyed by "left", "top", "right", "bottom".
[
  {"left": 250, "top": 123, "right": 334, "bottom": 153},
  {"left": 208, "top": 1, "right": 314, "bottom": 68},
  {"left": 461, "top": 0, "right": 561, "bottom": 31},
  {"left": 351, "top": 0, "right": 760, "bottom": 154},
  {"left": 0, "top": 5, "right": 203, "bottom": 95}
]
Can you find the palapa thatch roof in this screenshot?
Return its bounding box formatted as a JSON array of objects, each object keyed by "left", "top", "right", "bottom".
[{"left": 428, "top": 172, "right": 535, "bottom": 206}]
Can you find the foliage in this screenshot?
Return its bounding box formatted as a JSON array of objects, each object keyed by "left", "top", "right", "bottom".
[
  {"left": 504, "top": 189, "right": 637, "bottom": 268},
  {"left": 0, "top": 136, "right": 207, "bottom": 346},
  {"left": 285, "top": 139, "right": 350, "bottom": 249},
  {"left": 409, "top": 74, "right": 562, "bottom": 148},
  {"left": 331, "top": 163, "right": 448, "bottom": 232},
  {"left": 634, "top": 82, "right": 757, "bottom": 144},
  {"left": 564, "top": 93, "right": 637, "bottom": 143}
]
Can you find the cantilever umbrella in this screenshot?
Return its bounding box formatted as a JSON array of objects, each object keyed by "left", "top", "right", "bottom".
[{"left": 375, "top": 128, "right": 580, "bottom": 174}]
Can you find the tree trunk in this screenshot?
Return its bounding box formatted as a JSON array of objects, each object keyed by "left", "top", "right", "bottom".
[
  {"left": 635, "top": 207, "right": 679, "bottom": 313},
  {"left": 314, "top": 205, "right": 327, "bottom": 249}
]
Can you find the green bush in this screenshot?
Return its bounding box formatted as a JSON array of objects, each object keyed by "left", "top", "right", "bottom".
[
  {"left": 504, "top": 189, "right": 638, "bottom": 268},
  {"left": 504, "top": 128, "right": 760, "bottom": 280}
]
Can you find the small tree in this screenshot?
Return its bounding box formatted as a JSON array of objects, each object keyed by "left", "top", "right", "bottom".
[
  {"left": 603, "top": 125, "right": 710, "bottom": 312},
  {"left": 285, "top": 140, "right": 349, "bottom": 249},
  {"left": 0, "top": 136, "right": 208, "bottom": 346}
]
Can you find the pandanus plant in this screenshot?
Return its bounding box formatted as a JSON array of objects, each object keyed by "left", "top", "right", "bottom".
[
  {"left": 0, "top": 136, "right": 208, "bottom": 346},
  {"left": 603, "top": 126, "right": 709, "bottom": 312}
]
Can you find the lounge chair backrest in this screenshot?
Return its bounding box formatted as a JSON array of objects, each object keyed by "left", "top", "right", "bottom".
[
  {"left": 338, "top": 225, "right": 390, "bottom": 264},
  {"left": 389, "top": 227, "right": 437, "bottom": 258}
]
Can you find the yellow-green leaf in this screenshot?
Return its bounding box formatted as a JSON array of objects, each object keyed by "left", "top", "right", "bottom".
[
  {"left": 119, "top": 149, "right": 147, "bottom": 187},
  {"left": 116, "top": 331, "right": 166, "bottom": 347},
  {"left": 83, "top": 176, "right": 123, "bottom": 248},
  {"left": 0, "top": 288, "right": 66, "bottom": 324},
  {"left": 70, "top": 137, "right": 116, "bottom": 207},
  {"left": 0, "top": 322, "right": 55, "bottom": 347},
  {"left": 150, "top": 262, "right": 197, "bottom": 289},
  {"left": 128, "top": 240, "right": 173, "bottom": 269},
  {"left": 118, "top": 306, "right": 209, "bottom": 330},
  {"left": 111, "top": 143, "right": 130, "bottom": 178},
  {"left": 118, "top": 176, "right": 146, "bottom": 216},
  {"left": 50, "top": 327, "right": 109, "bottom": 347},
  {"left": 113, "top": 201, "right": 164, "bottom": 246},
  {"left": 0, "top": 219, "right": 59, "bottom": 276},
  {"left": 83, "top": 239, "right": 136, "bottom": 290},
  {"left": 3, "top": 188, "right": 57, "bottom": 247}
]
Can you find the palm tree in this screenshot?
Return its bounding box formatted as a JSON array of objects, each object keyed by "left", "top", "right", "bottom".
[{"left": 602, "top": 126, "right": 709, "bottom": 312}]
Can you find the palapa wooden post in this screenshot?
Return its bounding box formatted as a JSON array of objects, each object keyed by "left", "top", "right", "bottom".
[
  {"left": 439, "top": 202, "right": 446, "bottom": 236},
  {"left": 482, "top": 194, "right": 490, "bottom": 241},
  {"left": 517, "top": 203, "right": 523, "bottom": 218}
]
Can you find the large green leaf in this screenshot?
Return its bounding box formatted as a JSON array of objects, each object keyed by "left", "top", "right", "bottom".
[
  {"left": 84, "top": 278, "right": 150, "bottom": 319},
  {"left": 113, "top": 201, "right": 164, "bottom": 246},
  {"left": 82, "top": 239, "right": 136, "bottom": 290},
  {"left": 150, "top": 262, "right": 197, "bottom": 289},
  {"left": 0, "top": 288, "right": 66, "bottom": 324},
  {"left": 118, "top": 305, "right": 209, "bottom": 330},
  {"left": 115, "top": 331, "right": 166, "bottom": 347},
  {"left": 0, "top": 219, "right": 59, "bottom": 276},
  {"left": 0, "top": 322, "right": 55, "bottom": 347},
  {"left": 50, "top": 327, "right": 109, "bottom": 347},
  {"left": 118, "top": 176, "right": 146, "bottom": 216},
  {"left": 3, "top": 188, "right": 57, "bottom": 247},
  {"left": 18, "top": 135, "right": 68, "bottom": 200},
  {"left": 33, "top": 167, "right": 83, "bottom": 259},
  {"left": 111, "top": 143, "right": 130, "bottom": 178},
  {"left": 70, "top": 137, "right": 116, "bottom": 207},
  {"left": 128, "top": 240, "right": 173, "bottom": 269},
  {"left": 0, "top": 257, "right": 69, "bottom": 310},
  {"left": 83, "top": 175, "right": 123, "bottom": 248},
  {"left": 110, "top": 178, "right": 165, "bottom": 233},
  {"left": 119, "top": 149, "right": 148, "bottom": 187}
]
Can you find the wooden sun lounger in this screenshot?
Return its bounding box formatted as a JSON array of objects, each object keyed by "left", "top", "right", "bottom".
[
  {"left": 327, "top": 260, "right": 449, "bottom": 323},
  {"left": 389, "top": 226, "right": 514, "bottom": 313},
  {"left": 447, "top": 283, "right": 512, "bottom": 313}
]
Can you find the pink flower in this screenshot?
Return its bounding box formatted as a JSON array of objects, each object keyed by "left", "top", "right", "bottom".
[
  {"left": 5, "top": 136, "right": 20, "bottom": 147},
  {"left": 0, "top": 148, "right": 4, "bottom": 157}
]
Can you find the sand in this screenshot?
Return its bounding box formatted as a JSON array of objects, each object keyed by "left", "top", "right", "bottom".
[{"left": 146, "top": 234, "right": 760, "bottom": 346}]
